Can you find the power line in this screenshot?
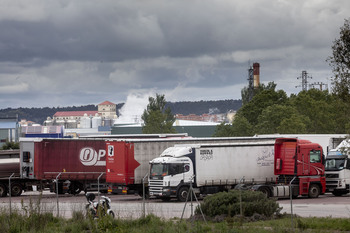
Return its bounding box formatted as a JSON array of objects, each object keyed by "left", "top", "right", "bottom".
[
  {"left": 296, "top": 71, "right": 312, "bottom": 91},
  {"left": 310, "top": 82, "right": 328, "bottom": 91}
]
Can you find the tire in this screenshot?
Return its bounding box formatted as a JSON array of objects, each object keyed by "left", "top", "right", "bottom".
[
  {"left": 10, "top": 183, "right": 23, "bottom": 196},
  {"left": 332, "top": 190, "right": 347, "bottom": 196},
  {"left": 259, "top": 187, "right": 271, "bottom": 198},
  {"left": 0, "top": 183, "right": 7, "bottom": 197},
  {"left": 108, "top": 210, "right": 115, "bottom": 218},
  {"left": 308, "top": 184, "right": 320, "bottom": 198},
  {"left": 69, "top": 182, "right": 82, "bottom": 195},
  {"left": 177, "top": 186, "right": 189, "bottom": 202}
]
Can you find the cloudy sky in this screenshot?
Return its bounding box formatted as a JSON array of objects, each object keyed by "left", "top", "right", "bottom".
[{"left": 0, "top": 0, "right": 348, "bottom": 110}]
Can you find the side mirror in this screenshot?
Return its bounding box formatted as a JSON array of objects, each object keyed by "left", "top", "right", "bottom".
[{"left": 346, "top": 159, "right": 350, "bottom": 169}]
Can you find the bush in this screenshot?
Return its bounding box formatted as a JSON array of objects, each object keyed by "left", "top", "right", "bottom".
[
  {"left": 196, "top": 190, "right": 281, "bottom": 218},
  {"left": 1, "top": 140, "right": 19, "bottom": 150}
]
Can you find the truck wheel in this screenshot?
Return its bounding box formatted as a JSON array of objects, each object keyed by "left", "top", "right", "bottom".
[
  {"left": 308, "top": 184, "right": 320, "bottom": 198},
  {"left": 258, "top": 187, "right": 271, "bottom": 198},
  {"left": 69, "top": 182, "right": 83, "bottom": 195},
  {"left": 177, "top": 186, "right": 189, "bottom": 202},
  {"left": 332, "top": 190, "right": 347, "bottom": 196},
  {"left": 10, "top": 183, "right": 23, "bottom": 196},
  {"left": 0, "top": 183, "right": 7, "bottom": 197}
]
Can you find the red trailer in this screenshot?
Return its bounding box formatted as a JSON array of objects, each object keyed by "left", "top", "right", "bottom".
[
  {"left": 22, "top": 138, "right": 107, "bottom": 194},
  {"left": 19, "top": 135, "right": 190, "bottom": 196}
]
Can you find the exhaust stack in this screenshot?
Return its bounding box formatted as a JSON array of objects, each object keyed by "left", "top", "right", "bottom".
[{"left": 253, "top": 63, "right": 260, "bottom": 88}]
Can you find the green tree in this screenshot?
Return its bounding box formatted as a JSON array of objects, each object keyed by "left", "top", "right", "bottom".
[
  {"left": 141, "top": 94, "right": 176, "bottom": 134},
  {"left": 289, "top": 89, "right": 337, "bottom": 133},
  {"left": 277, "top": 114, "right": 309, "bottom": 134},
  {"left": 230, "top": 114, "right": 254, "bottom": 136},
  {"left": 328, "top": 18, "right": 350, "bottom": 101},
  {"left": 239, "top": 87, "right": 288, "bottom": 127},
  {"left": 213, "top": 115, "right": 253, "bottom": 137},
  {"left": 1, "top": 140, "right": 19, "bottom": 150},
  {"left": 213, "top": 122, "right": 234, "bottom": 137},
  {"left": 241, "top": 82, "right": 277, "bottom": 105},
  {"left": 255, "top": 105, "right": 297, "bottom": 134}
]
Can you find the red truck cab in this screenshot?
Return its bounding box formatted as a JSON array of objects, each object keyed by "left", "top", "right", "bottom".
[{"left": 274, "top": 138, "right": 326, "bottom": 197}]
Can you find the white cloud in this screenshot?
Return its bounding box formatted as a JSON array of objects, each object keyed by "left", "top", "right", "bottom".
[{"left": 0, "top": 82, "right": 29, "bottom": 94}]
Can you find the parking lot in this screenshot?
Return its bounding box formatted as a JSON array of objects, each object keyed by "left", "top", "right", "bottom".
[{"left": 1, "top": 191, "right": 350, "bottom": 219}]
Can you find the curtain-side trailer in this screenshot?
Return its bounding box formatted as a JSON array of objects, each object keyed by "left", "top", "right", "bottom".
[
  {"left": 148, "top": 138, "right": 326, "bottom": 201},
  {"left": 105, "top": 137, "right": 280, "bottom": 195},
  {"left": 21, "top": 138, "right": 108, "bottom": 194}
]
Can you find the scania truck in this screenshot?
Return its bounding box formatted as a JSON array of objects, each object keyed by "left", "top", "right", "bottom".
[{"left": 149, "top": 138, "right": 326, "bottom": 201}]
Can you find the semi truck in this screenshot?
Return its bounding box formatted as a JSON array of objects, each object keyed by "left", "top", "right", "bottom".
[
  {"left": 0, "top": 135, "right": 330, "bottom": 197},
  {"left": 105, "top": 136, "right": 281, "bottom": 195},
  {"left": 0, "top": 134, "right": 274, "bottom": 196},
  {"left": 0, "top": 149, "right": 22, "bottom": 197},
  {"left": 17, "top": 134, "right": 191, "bottom": 196},
  {"left": 3, "top": 136, "right": 274, "bottom": 197},
  {"left": 148, "top": 138, "right": 326, "bottom": 201},
  {"left": 325, "top": 138, "right": 350, "bottom": 196}
]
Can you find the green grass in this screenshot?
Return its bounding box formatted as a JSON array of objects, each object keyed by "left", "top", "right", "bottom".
[{"left": 1, "top": 210, "right": 350, "bottom": 233}]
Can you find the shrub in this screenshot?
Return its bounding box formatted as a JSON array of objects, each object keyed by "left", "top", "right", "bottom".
[
  {"left": 196, "top": 190, "right": 281, "bottom": 218},
  {"left": 1, "top": 140, "right": 19, "bottom": 150}
]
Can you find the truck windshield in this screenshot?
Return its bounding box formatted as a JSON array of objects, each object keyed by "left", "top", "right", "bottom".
[
  {"left": 150, "top": 163, "right": 190, "bottom": 177},
  {"left": 325, "top": 158, "right": 346, "bottom": 171},
  {"left": 150, "top": 163, "right": 168, "bottom": 177},
  {"left": 310, "top": 150, "right": 321, "bottom": 163}
]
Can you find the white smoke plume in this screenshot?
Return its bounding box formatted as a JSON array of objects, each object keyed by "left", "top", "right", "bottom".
[{"left": 115, "top": 92, "right": 154, "bottom": 124}]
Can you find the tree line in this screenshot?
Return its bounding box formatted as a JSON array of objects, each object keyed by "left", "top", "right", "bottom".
[
  {"left": 0, "top": 100, "right": 241, "bottom": 125},
  {"left": 214, "top": 18, "right": 350, "bottom": 137},
  {"left": 142, "top": 18, "right": 350, "bottom": 136}
]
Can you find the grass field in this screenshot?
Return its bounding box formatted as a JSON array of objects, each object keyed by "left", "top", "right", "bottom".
[{"left": 1, "top": 210, "right": 350, "bottom": 233}]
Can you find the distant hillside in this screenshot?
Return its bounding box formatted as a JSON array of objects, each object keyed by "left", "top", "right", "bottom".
[{"left": 0, "top": 99, "right": 242, "bottom": 124}]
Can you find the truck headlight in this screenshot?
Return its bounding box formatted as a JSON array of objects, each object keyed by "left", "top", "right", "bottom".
[{"left": 162, "top": 188, "right": 170, "bottom": 193}]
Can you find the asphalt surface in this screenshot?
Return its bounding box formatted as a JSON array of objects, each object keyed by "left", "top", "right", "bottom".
[{"left": 1, "top": 191, "right": 350, "bottom": 219}]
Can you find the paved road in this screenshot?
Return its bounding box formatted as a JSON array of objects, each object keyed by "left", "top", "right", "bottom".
[
  {"left": 1, "top": 191, "right": 350, "bottom": 219},
  {"left": 278, "top": 193, "right": 350, "bottom": 218}
]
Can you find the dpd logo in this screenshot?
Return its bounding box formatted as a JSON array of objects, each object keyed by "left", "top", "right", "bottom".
[{"left": 79, "top": 147, "right": 106, "bottom": 166}]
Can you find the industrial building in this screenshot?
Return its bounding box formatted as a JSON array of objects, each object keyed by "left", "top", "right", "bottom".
[
  {"left": 44, "top": 101, "right": 117, "bottom": 129},
  {"left": 0, "top": 116, "right": 19, "bottom": 147},
  {"left": 112, "top": 119, "right": 220, "bottom": 137}
]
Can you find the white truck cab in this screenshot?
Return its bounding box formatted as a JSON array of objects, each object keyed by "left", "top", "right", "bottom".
[
  {"left": 325, "top": 149, "right": 350, "bottom": 196},
  {"left": 148, "top": 146, "right": 195, "bottom": 201}
]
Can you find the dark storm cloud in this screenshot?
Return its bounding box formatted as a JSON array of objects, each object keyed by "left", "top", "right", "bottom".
[{"left": 0, "top": 0, "right": 349, "bottom": 109}]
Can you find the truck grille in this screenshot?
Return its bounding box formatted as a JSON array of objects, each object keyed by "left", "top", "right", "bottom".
[
  {"left": 149, "top": 180, "right": 163, "bottom": 195},
  {"left": 326, "top": 180, "right": 339, "bottom": 189},
  {"left": 325, "top": 174, "right": 339, "bottom": 178}
]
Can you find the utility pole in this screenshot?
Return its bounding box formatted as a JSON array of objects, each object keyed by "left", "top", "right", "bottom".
[
  {"left": 310, "top": 82, "right": 328, "bottom": 91},
  {"left": 296, "top": 71, "right": 312, "bottom": 91}
]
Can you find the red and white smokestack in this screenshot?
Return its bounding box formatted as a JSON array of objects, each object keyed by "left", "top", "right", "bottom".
[{"left": 253, "top": 63, "right": 260, "bottom": 88}]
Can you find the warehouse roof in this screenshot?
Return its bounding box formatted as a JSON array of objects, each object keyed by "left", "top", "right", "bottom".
[
  {"left": 53, "top": 111, "right": 99, "bottom": 117},
  {"left": 99, "top": 101, "right": 115, "bottom": 105}
]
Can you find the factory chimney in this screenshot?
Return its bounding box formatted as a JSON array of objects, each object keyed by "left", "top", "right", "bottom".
[{"left": 253, "top": 63, "right": 260, "bottom": 88}]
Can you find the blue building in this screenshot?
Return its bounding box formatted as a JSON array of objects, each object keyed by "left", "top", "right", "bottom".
[{"left": 0, "top": 116, "right": 19, "bottom": 148}]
